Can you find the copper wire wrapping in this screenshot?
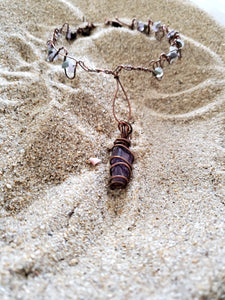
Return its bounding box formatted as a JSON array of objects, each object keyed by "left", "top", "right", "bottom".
[{"left": 109, "top": 123, "right": 134, "bottom": 190}]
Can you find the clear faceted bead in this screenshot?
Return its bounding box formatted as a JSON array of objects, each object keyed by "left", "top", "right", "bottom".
[
  {"left": 47, "top": 48, "right": 54, "bottom": 55},
  {"left": 169, "top": 45, "right": 178, "bottom": 52},
  {"left": 176, "top": 39, "right": 184, "bottom": 49},
  {"left": 62, "top": 60, "right": 69, "bottom": 69},
  {"left": 66, "top": 30, "right": 72, "bottom": 40},
  {"left": 153, "top": 21, "right": 161, "bottom": 32},
  {"left": 167, "top": 51, "right": 179, "bottom": 64},
  {"left": 68, "top": 60, "right": 76, "bottom": 73},
  {"left": 47, "top": 49, "right": 58, "bottom": 62},
  {"left": 62, "top": 58, "right": 76, "bottom": 73},
  {"left": 167, "top": 30, "right": 175, "bottom": 39},
  {"left": 137, "top": 21, "right": 145, "bottom": 32},
  {"left": 154, "top": 67, "right": 163, "bottom": 80}
]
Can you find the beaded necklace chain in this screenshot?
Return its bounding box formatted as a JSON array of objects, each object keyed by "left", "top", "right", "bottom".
[{"left": 46, "top": 17, "right": 184, "bottom": 190}]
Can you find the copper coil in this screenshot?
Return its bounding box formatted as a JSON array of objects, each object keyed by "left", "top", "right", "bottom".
[{"left": 109, "top": 138, "right": 134, "bottom": 190}]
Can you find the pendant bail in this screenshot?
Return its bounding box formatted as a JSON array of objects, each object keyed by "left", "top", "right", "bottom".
[{"left": 118, "top": 121, "right": 132, "bottom": 139}]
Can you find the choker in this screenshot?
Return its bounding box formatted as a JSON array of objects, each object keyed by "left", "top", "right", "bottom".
[{"left": 46, "top": 17, "right": 184, "bottom": 190}]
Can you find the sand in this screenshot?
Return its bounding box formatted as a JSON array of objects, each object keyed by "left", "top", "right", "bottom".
[{"left": 0, "top": 0, "right": 225, "bottom": 299}]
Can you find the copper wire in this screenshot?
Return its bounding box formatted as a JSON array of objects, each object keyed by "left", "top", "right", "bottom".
[{"left": 112, "top": 77, "right": 131, "bottom": 124}]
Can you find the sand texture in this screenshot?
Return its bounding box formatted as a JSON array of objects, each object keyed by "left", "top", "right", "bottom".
[{"left": 0, "top": 0, "right": 225, "bottom": 299}]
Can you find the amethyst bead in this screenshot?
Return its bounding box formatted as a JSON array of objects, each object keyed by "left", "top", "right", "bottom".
[{"left": 109, "top": 138, "right": 134, "bottom": 189}]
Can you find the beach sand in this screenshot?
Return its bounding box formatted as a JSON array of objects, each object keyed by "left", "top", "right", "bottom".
[{"left": 0, "top": 0, "right": 225, "bottom": 299}]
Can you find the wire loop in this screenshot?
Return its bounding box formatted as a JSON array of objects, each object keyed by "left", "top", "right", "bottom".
[{"left": 118, "top": 121, "right": 132, "bottom": 138}]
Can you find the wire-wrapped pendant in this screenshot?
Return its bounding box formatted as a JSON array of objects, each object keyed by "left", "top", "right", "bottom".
[{"left": 109, "top": 122, "right": 134, "bottom": 189}]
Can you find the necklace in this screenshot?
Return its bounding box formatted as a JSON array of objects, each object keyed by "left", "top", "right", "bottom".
[{"left": 46, "top": 17, "right": 184, "bottom": 190}]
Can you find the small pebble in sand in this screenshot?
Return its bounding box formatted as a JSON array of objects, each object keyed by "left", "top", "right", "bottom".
[
  {"left": 70, "top": 259, "right": 78, "bottom": 266},
  {"left": 6, "top": 183, "right": 12, "bottom": 189},
  {"left": 89, "top": 157, "right": 101, "bottom": 166}
]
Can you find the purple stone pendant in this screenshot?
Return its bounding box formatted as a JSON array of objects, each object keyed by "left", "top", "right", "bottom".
[{"left": 109, "top": 122, "right": 134, "bottom": 189}]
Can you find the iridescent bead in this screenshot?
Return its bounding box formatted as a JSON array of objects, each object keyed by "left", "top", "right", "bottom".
[
  {"left": 176, "top": 39, "right": 184, "bottom": 49},
  {"left": 66, "top": 30, "right": 72, "bottom": 40},
  {"left": 153, "top": 21, "right": 161, "bottom": 32},
  {"left": 62, "top": 60, "right": 69, "bottom": 69},
  {"left": 47, "top": 49, "right": 58, "bottom": 62},
  {"left": 62, "top": 58, "right": 76, "bottom": 73},
  {"left": 47, "top": 48, "right": 53, "bottom": 55},
  {"left": 154, "top": 67, "right": 163, "bottom": 80},
  {"left": 137, "top": 21, "right": 145, "bottom": 32},
  {"left": 167, "top": 51, "right": 179, "bottom": 64},
  {"left": 167, "top": 30, "right": 175, "bottom": 39},
  {"left": 68, "top": 60, "right": 76, "bottom": 73}
]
